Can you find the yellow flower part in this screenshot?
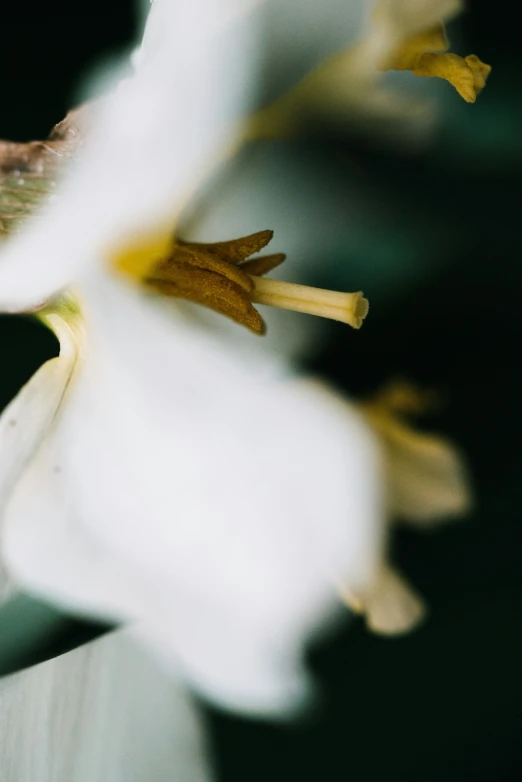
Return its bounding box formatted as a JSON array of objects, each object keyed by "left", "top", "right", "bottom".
[
  {"left": 360, "top": 380, "right": 472, "bottom": 524},
  {"left": 112, "top": 228, "right": 177, "bottom": 281},
  {"left": 379, "top": 21, "right": 491, "bottom": 103},
  {"left": 340, "top": 562, "right": 427, "bottom": 636},
  {"left": 339, "top": 380, "right": 472, "bottom": 636}
]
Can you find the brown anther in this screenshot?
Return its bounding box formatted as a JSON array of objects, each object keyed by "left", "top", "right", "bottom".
[
  {"left": 177, "top": 229, "right": 274, "bottom": 264},
  {"left": 145, "top": 230, "right": 285, "bottom": 334},
  {"left": 239, "top": 253, "right": 286, "bottom": 277}
]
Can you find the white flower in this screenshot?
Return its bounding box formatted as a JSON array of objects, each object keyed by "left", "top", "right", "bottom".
[
  {"left": 0, "top": 631, "right": 212, "bottom": 782},
  {"left": 0, "top": 0, "right": 482, "bottom": 721},
  {"left": 0, "top": 0, "right": 381, "bottom": 717}
]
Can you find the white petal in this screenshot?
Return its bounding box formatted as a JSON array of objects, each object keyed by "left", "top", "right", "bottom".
[
  {"left": 3, "top": 443, "right": 310, "bottom": 717},
  {"left": 0, "top": 315, "right": 78, "bottom": 600},
  {"left": 0, "top": 315, "right": 76, "bottom": 505},
  {"left": 0, "top": 631, "right": 212, "bottom": 782},
  {"left": 4, "top": 277, "right": 381, "bottom": 714},
  {"left": 0, "top": 0, "right": 260, "bottom": 309},
  {"left": 3, "top": 433, "right": 159, "bottom": 622}
]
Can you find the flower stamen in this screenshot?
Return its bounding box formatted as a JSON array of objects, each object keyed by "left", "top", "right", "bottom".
[
  {"left": 140, "top": 230, "right": 368, "bottom": 333},
  {"left": 378, "top": 21, "right": 491, "bottom": 103}
]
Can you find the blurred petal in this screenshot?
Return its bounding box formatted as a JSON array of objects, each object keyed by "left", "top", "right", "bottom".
[
  {"left": 376, "top": 0, "right": 463, "bottom": 36},
  {"left": 341, "top": 562, "right": 426, "bottom": 635},
  {"left": 0, "top": 311, "right": 80, "bottom": 600},
  {"left": 3, "top": 277, "right": 381, "bottom": 715},
  {"left": 3, "top": 440, "right": 311, "bottom": 716},
  {"left": 0, "top": 0, "right": 260, "bottom": 309},
  {"left": 0, "top": 631, "right": 212, "bottom": 782},
  {"left": 0, "top": 313, "right": 77, "bottom": 510},
  {"left": 361, "top": 387, "right": 472, "bottom": 525}
]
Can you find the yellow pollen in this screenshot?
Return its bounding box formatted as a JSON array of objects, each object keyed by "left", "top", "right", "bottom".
[{"left": 111, "top": 228, "right": 177, "bottom": 280}]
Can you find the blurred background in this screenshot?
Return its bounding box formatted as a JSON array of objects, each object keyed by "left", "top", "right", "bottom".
[{"left": 1, "top": 0, "right": 521, "bottom": 779}]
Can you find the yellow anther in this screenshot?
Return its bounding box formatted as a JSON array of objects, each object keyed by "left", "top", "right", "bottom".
[
  {"left": 412, "top": 51, "right": 491, "bottom": 103},
  {"left": 379, "top": 21, "right": 491, "bottom": 102}
]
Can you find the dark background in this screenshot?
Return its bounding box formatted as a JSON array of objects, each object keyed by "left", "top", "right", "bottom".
[{"left": 1, "top": 1, "right": 521, "bottom": 779}]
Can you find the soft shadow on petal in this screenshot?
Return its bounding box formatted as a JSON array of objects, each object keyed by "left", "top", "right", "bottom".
[{"left": 0, "top": 631, "right": 212, "bottom": 782}]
